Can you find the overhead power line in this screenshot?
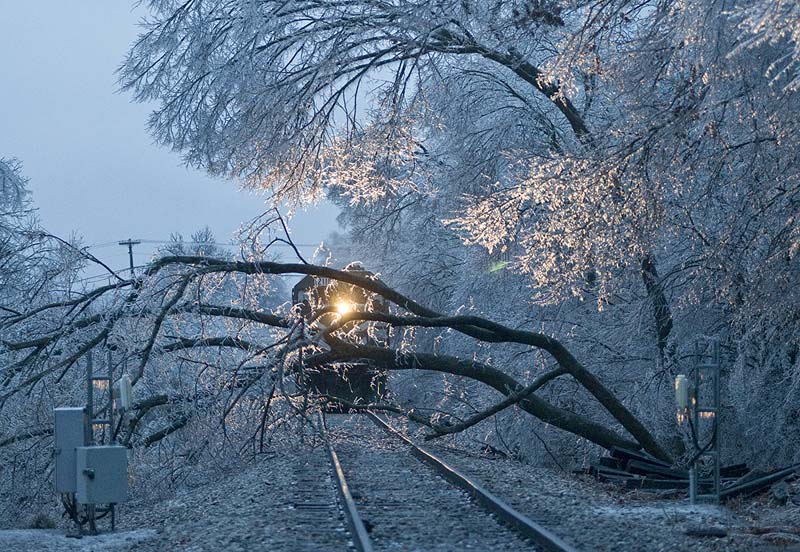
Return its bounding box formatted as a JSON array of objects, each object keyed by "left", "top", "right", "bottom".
[{"left": 88, "top": 239, "right": 319, "bottom": 249}]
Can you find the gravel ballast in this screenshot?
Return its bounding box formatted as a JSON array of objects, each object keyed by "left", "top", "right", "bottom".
[
  {"left": 0, "top": 440, "right": 352, "bottom": 552},
  {"left": 327, "top": 414, "right": 540, "bottom": 551},
  {"left": 115, "top": 442, "right": 352, "bottom": 551},
  {"left": 3, "top": 412, "right": 798, "bottom": 551},
  {"left": 389, "top": 419, "right": 800, "bottom": 552}
]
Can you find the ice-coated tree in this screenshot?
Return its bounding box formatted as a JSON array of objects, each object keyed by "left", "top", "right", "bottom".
[
  {"left": 118, "top": 0, "right": 800, "bottom": 464},
  {"left": 0, "top": 159, "right": 93, "bottom": 522},
  {"left": 3, "top": 5, "right": 799, "bottom": 524},
  {"left": 0, "top": 158, "right": 35, "bottom": 304},
  {"left": 157, "top": 226, "right": 227, "bottom": 258}
]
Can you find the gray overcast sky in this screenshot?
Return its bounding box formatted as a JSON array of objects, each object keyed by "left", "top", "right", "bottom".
[{"left": 0, "top": 1, "right": 340, "bottom": 275}]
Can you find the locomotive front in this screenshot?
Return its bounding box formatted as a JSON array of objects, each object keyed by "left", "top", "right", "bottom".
[{"left": 291, "top": 263, "right": 389, "bottom": 408}]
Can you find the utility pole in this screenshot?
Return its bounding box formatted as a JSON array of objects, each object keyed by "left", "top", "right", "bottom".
[{"left": 118, "top": 239, "right": 141, "bottom": 276}]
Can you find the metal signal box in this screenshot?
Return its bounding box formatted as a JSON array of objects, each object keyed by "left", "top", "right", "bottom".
[
  {"left": 54, "top": 407, "right": 88, "bottom": 493},
  {"left": 76, "top": 445, "right": 128, "bottom": 505}
]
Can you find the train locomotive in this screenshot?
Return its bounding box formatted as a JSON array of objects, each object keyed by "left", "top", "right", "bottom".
[{"left": 291, "top": 263, "right": 389, "bottom": 408}]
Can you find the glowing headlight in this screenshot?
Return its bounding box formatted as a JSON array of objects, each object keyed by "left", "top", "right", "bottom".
[{"left": 336, "top": 301, "right": 353, "bottom": 315}]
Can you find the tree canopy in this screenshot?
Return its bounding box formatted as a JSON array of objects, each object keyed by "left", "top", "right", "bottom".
[
  {"left": 2, "top": 0, "right": 799, "bottom": 521},
  {"left": 117, "top": 0, "right": 800, "bottom": 466}
]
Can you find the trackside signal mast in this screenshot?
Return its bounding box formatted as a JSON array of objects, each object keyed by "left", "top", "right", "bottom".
[
  {"left": 53, "top": 350, "right": 132, "bottom": 535},
  {"left": 675, "top": 338, "right": 722, "bottom": 504}
]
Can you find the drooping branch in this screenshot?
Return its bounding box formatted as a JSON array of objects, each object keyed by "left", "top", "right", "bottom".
[
  {"left": 1, "top": 256, "right": 672, "bottom": 462},
  {"left": 161, "top": 336, "right": 259, "bottom": 353},
  {"left": 1, "top": 279, "right": 133, "bottom": 325},
  {"left": 327, "top": 309, "right": 673, "bottom": 462},
  {"left": 188, "top": 304, "right": 289, "bottom": 328},
  {"left": 133, "top": 273, "right": 195, "bottom": 384},
  {"left": 422, "top": 366, "right": 567, "bottom": 440},
  {"left": 143, "top": 257, "right": 672, "bottom": 461},
  {"left": 122, "top": 393, "right": 170, "bottom": 445},
  {"left": 424, "top": 29, "right": 590, "bottom": 141},
  {"left": 143, "top": 414, "right": 190, "bottom": 448},
  {"left": 0, "top": 426, "right": 53, "bottom": 448},
  {"left": 147, "top": 256, "right": 444, "bottom": 319},
  {"left": 0, "top": 325, "right": 111, "bottom": 404},
  {"left": 308, "top": 339, "right": 642, "bottom": 453}
]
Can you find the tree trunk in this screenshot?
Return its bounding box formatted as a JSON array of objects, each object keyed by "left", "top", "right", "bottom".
[{"left": 641, "top": 254, "right": 674, "bottom": 355}]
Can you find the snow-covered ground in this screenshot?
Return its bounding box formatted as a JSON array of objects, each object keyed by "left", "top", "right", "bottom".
[
  {"left": 0, "top": 529, "right": 156, "bottom": 552},
  {"left": 2, "top": 422, "right": 798, "bottom": 551}
]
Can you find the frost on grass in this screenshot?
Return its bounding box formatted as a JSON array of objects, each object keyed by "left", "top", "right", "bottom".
[{"left": 0, "top": 529, "right": 157, "bottom": 551}]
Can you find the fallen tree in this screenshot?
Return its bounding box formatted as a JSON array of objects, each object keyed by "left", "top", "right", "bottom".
[{"left": 0, "top": 254, "right": 673, "bottom": 463}]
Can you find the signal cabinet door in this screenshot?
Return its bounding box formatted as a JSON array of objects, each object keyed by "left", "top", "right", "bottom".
[
  {"left": 76, "top": 445, "right": 128, "bottom": 504},
  {"left": 54, "top": 408, "right": 87, "bottom": 493}
]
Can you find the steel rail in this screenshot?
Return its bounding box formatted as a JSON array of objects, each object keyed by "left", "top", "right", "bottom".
[
  {"left": 319, "top": 412, "right": 375, "bottom": 552},
  {"left": 366, "top": 411, "right": 580, "bottom": 552}
]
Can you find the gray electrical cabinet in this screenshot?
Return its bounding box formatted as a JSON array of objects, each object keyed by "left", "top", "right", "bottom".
[
  {"left": 76, "top": 445, "right": 128, "bottom": 505},
  {"left": 54, "top": 407, "right": 88, "bottom": 493}
]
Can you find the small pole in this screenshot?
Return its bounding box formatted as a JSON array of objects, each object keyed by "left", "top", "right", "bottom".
[
  {"left": 299, "top": 319, "right": 309, "bottom": 442},
  {"left": 689, "top": 338, "right": 722, "bottom": 504},
  {"left": 85, "top": 351, "right": 96, "bottom": 534},
  {"left": 108, "top": 349, "right": 114, "bottom": 445},
  {"left": 117, "top": 239, "right": 141, "bottom": 276},
  {"left": 712, "top": 339, "right": 721, "bottom": 504},
  {"left": 108, "top": 348, "right": 119, "bottom": 531},
  {"left": 86, "top": 352, "right": 94, "bottom": 446},
  {"left": 690, "top": 341, "right": 700, "bottom": 504}
]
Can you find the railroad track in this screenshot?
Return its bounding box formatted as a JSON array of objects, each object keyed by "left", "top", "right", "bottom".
[
  {"left": 288, "top": 444, "right": 354, "bottom": 551},
  {"left": 322, "top": 412, "right": 579, "bottom": 552}
]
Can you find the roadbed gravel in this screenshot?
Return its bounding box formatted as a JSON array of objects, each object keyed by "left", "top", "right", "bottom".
[
  {"left": 1, "top": 440, "right": 352, "bottom": 552},
  {"left": 326, "top": 414, "right": 539, "bottom": 551},
  {"left": 384, "top": 416, "right": 800, "bottom": 552},
  {"left": 3, "top": 412, "right": 798, "bottom": 552}
]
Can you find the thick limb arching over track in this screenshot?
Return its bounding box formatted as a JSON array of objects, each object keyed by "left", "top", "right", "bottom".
[{"left": 1, "top": 255, "right": 672, "bottom": 463}]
